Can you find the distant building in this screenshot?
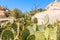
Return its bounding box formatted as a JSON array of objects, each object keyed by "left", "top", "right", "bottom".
[{"left": 32, "top": 0, "right": 60, "bottom": 25}]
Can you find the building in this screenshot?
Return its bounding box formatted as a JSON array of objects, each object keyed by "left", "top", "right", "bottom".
[{"left": 32, "top": 0, "right": 60, "bottom": 25}]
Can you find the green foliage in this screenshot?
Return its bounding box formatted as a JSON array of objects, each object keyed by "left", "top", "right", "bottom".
[
  {"left": 12, "top": 8, "right": 24, "bottom": 18},
  {"left": 32, "top": 18, "right": 38, "bottom": 24},
  {"left": 28, "top": 25, "right": 36, "bottom": 35},
  {"left": 57, "top": 26, "right": 60, "bottom": 40},
  {"left": 38, "top": 25, "right": 44, "bottom": 32},
  {"left": 22, "top": 29, "right": 30, "bottom": 40},
  {"left": 11, "top": 23, "right": 17, "bottom": 35},
  {"left": 44, "top": 27, "right": 49, "bottom": 40},
  {"left": 47, "top": 24, "right": 53, "bottom": 28},
  {"left": 37, "top": 8, "right": 46, "bottom": 12},
  {"left": 0, "top": 8, "right": 59, "bottom": 40},
  {"left": 5, "top": 12, "right": 11, "bottom": 17},
  {"left": 49, "top": 27, "right": 57, "bottom": 40},
  {"left": 2, "top": 30, "right": 14, "bottom": 40},
  {"left": 27, "top": 35, "right": 35, "bottom": 40},
  {"left": 0, "top": 28, "right": 3, "bottom": 35},
  {"left": 44, "top": 15, "right": 49, "bottom": 24},
  {"left": 35, "top": 31, "right": 45, "bottom": 40},
  {"left": 19, "top": 25, "right": 23, "bottom": 31}
]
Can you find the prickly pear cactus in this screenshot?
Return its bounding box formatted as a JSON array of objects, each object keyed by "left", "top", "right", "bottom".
[
  {"left": 44, "top": 27, "right": 49, "bottom": 40},
  {"left": 2, "top": 30, "right": 14, "bottom": 40},
  {"left": 28, "top": 24, "right": 36, "bottom": 35},
  {"left": 49, "top": 27, "right": 57, "bottom": 40},
  {"left": 57, "top": 26, "right": 60, "bottom": 40},
  {"left": 35, "top": 31, "right": 45, "bottom": 40},
  {"left": 11, "top": 23, "right": 17, "bottom": 35},
  {"left": 28, "top": 26, "right": 35, "bottom": 35},
  {"left": 38, "top": 25, "right": 44, "bottom": 32},
  {"left": 22, "top": 29, "right": 30, "bottom": 40},
  {"left": 33, "top": 18, "right": 38, "bottom": 24},
  {"left": 44, "top": 15, "right": 49, "bottom": 24},
  {"left": 27, "top": 35, "right": 35, "bottom": 40}
]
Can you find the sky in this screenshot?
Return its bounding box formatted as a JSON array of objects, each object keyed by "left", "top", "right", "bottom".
[{"left": 0, "top": 0, "right": 59, "bottom": 12}]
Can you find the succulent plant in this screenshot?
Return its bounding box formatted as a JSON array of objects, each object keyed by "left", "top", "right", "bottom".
[
  {"left": 35, "top": 31, "right": 45, "bottom": 40},
  {"left": 28, "top": 24, "right": 36, "bottom": 35},
  {"left": 11, "top": 23, "right": 17, "bottom": 31},
  {"left": 22, "top": 29, "right": 30, "bottom": 40},
  {"left": 28, "top": 26, "right": 35, "bottom": 35},
  {"left": 38, "top": 25, "right": 44, "bottom": 32},
  {"left": 11, "top": 23, "right": 17, "bottom": 35},
  {"left": 2, "top": 30, "right": 14, "bottom": 40},
  {"left": 49, "top": 27, "right": 57, "bottom": 40},
  {"left": 44, "top": 15, "right": 49, "bottom": 24},
  {"left": 27, "top": 35, "right": 35, "bottom": 40},
  {"left": 57, "top": 26, "right": 60, "bottom": 40}
]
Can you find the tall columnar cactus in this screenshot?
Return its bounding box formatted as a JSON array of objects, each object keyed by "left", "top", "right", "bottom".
[
  {"left": 35, "top": 31, "right": 45, "bottom": 40},
  {"left": 22, "top": 29, "right": 30, "bottom": 40},
  {"left": 2, "top": 30, "right": 14, "bottom": 40}
]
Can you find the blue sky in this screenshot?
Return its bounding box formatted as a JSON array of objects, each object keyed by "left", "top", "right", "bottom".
[{"left": 0, "top": 0, "right": 59, "bottom": 12}]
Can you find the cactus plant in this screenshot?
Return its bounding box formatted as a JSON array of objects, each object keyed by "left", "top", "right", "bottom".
[
  {"left": 44, "top": 15, "right": 49, "bottom": 24},
  {"left": 28, "top": 26, "right": 34, "bottom": 35},
  {"left": 49, "top": 27, "right": 57, "bottom": 40},
  {"left": 57, "top": 26, "right": 60, "bottom": 40},
  {"left": 11, "top": 23, "right": 17, "bottom": 35},
  {"left": 27, "top": 35, "right": 35, "bottom": 40},
  {"left": 44, "top": 27, "right": 49, "bottom": 40},
  {"left": 38, "top": 25, "right": 44, "bottom": 32},
  {"left": 22, "top": 29, "right": 30, "bottom": 40},
  {"left": 2, "top": 30, "right": 14, "bottom": 40},
  {"left": 35, "top": 31, "right": 45, "bottom": 40},
  {"left": 28, "top": 24, "right": 36, "bottom": 35}
]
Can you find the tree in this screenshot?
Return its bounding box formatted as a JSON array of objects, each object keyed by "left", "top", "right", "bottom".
[{"left": 11, "top": 8, "right": 24, "bottom": 18}]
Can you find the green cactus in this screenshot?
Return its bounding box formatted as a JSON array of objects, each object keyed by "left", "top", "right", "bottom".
[
  {"left": 27, "top": 35, "right": 35, "bottom": 40},
  {"left": 44, "top": 27, "right": 49, "bottom": 40},
  {"left": 49, "top": 27, "right": 57, "bottom": 40},
  {"left": 28, "top": 26, "right": 34, "bottom": 35},
  {"left": 38, "top": 25, "right": 44, "bottom": 32},
  {"left": 2, "top": 30, "right": 14, "bottom": 40},
  {"left": 33, "top": 18, "right": 38, "bottom": 24},
  {"left": 44, "top": 15, "right": 49, "bottom": 24},
  {"left": 57, "top": 26, "right": 60, "bottom": 40},
  {"left": 11, "top": 23, "right": 17, "bottom": 35},
  {"left": 0, "top": 28, "right": 3, "bottom": 35},
  {"left": 35, "top": 31, "right": 45, "bottom": 40},
  {"left": 22, "top": 29, "right": 30, "bottom": 40},
  {"left": 28, "top": 24, "right": 36, "bottom": 35}
]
